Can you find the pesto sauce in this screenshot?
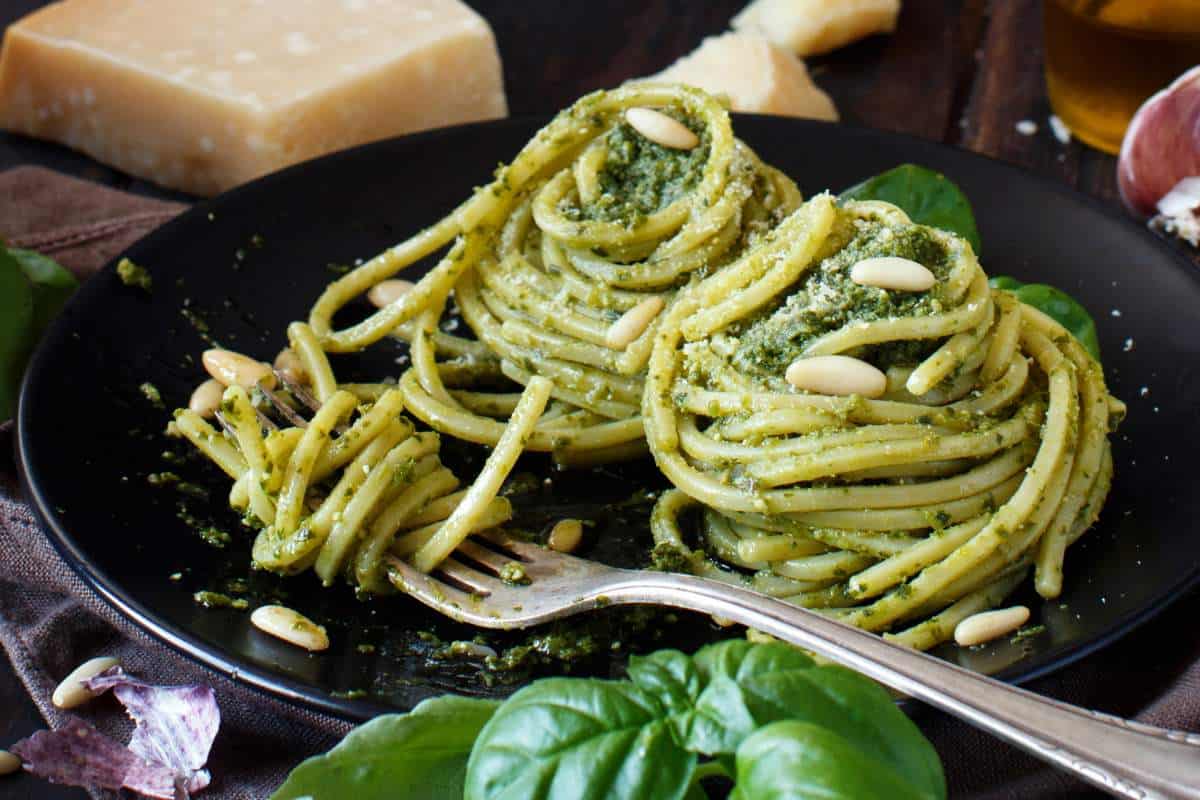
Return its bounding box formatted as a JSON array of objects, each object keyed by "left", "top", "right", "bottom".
[
  {"left": 570, "top": 118, "right": 708, "bottom": 227},
  {"left": 117, "top": 258, "right": 152, "bottom": 292},
  {"left": 731, "top": 214, "right": 954, "bottom": 378},
  {"left": 192, "top": 590, "right": 248, "bottom": 610},
  {"left": 139, "top": 382, "right": 164, "bottom": 408}
]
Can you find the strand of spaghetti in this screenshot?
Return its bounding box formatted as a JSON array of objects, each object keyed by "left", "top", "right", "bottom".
[
  {"left": 287, "top": 321, "right": 338, "bottom": 403},
  {"left": 354, "top": 466, "right": 460, "bottom": 593},
  {"left": 884, "top": 568, "right": 1027, "bottom": 650},
  {"left": 220, "top": 386, "right": 275, "bottom": 526},
  {"left": 272, "top": 390, "right": 357, "bottom": 537},
  {"left": 391, "top": 498, "right": 513, "bottom": 558},
  {"left": 314, "top": 432, "right": 444, "bottom": 584},
  {"left": 173, "top": 411, "right": 245, "bottom": 478},
  {"left": 409, "top": 376, "right": 553, "bottom": 572}
]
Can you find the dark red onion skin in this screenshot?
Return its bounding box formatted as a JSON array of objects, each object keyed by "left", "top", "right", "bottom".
[{"left": 1118, "top": 64, "right": 1200, "bottom": 217}]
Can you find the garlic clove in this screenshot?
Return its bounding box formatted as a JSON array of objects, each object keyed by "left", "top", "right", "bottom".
[{"left": 1117, "top": 64, "right": 1200, "bottom": 218}]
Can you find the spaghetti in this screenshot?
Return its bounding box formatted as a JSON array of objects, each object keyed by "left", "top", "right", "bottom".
[
  {"left": 644, "top": 198, "right": 1124, "bottom": 649},
  {"left": 306, "top": 83, "right": 802, "bottom": 466},
  {"left": 173, "top": 84, "right": 1123, "bottom": 652}
]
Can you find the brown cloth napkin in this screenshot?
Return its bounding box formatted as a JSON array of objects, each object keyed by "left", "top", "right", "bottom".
[{"left": 1, "top": 165, "right": 1198, "bottom": 799}]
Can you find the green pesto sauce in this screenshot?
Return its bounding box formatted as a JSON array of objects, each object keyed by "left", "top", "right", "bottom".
[
  {"left": 731, "top": 214, "right": 953, "bottom": 378},
  {"left": 499, "top": 561, "right": 530, "bottom": 586},
  {"left": 650, "top": 541, "right": 696, "bottom": 573},
  {"left": 570, "top": 118, "right": 708, "bottom": 228},
  {"left": 139, "top": 381, "right": 164, "bottom": 408},
  {"left": 117, "top": 258, "right": 152, "bottom": 292},
  {"left": 192, "top": 590, "right": 248, "bottom": 610}
]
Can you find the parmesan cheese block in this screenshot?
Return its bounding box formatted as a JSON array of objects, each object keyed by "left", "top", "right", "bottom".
[
  {"left": 650, "top": 33, "right": 838, "bottom": 122},
  {"left": 732, "top": 0, "right": 901, "bottom": 57},
  {"left": 0, "top": 0, "right": 507, "bottom": 195}
]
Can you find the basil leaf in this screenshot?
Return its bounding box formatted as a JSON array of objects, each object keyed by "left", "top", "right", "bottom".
[
  {"left": 661, "top": 641, "right": 945, "bottom": 799},
  {"left": 0, "top": 247, "right": 35, "bottom": 420},
  {"left": 839, "top": 164, "right": 982, "bottom": 255},
  {"left": 989, "top": 276, "right": 1101, "bottom": 361},
  {"left": 271, "top": 696, "right": 499, "bottom": 800},
  {"left": 11, "top": 247, "right": 78, "bottom": 334},
  {"left": 730, "top": 720, "right": 938, "bottom": 800},
  {"left": 625, "top": 648, "right": 703, "bottom": 714},
  {"left": 464, "top": 678, "right": 696, "bottom": 800}
]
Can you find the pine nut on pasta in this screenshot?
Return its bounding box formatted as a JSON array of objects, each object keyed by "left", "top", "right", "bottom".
[
  {"left": 367, "top": 279, "right": 416, "bottom": 308},
  {"left": 849, "top": 256, "right": 937, "bottom": 291},
  {"left": 785, "top": 355, "right": 888, "bottom": 398},
  {"left": 188, "top": 379, "right": 224, "bottom": 418},
  {"left": 273, "top": 348, "right": 308, "bottom": 384},
  {"left": 605, "top": 296, "right": 665, "bottom": 350},
  {"left": 625, "top": 107, "right": 700, "bottom": 150},
  {"left": 202, "top": 348, "right": 276, "bottom": 390}
]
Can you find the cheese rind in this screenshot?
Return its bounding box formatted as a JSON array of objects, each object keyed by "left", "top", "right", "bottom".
[
  {"left": 0, "top": 0, "right": 508, "bottom": 195},
  {"left": 732, "top": 0, "right": 901, "bottom": 57},
  {"left": 651, "top": 33, "right": 838, "bottom": 122}
]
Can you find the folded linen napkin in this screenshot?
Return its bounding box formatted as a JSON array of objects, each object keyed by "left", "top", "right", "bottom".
[{"left": 1, "top": 165, "right": 1196, "bottom": 799}]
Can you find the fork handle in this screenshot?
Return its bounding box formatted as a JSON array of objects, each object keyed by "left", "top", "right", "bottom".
[{"left": 604, "top": 571, "right": 1200, "bottom": 799}]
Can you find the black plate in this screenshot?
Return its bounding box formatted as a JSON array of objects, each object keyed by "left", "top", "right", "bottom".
[{"left": 17, "top": 115, "right": 1200, "bottom": 720}]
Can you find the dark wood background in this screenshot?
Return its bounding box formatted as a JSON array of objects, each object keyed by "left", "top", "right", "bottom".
[{"left": 0, "top": 1, "right": 1192, "bottom": 797}]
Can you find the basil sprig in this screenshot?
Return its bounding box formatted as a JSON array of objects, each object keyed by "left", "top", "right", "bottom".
[
  {"left": 272, "top": 641, "right": 945, "bottom": 800},
  {"left": 0, "top": 244, "right": 78, "bottom": 419}
]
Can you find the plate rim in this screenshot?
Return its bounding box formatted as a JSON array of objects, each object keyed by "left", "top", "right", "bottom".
[{"left": 16, "top": 112, "right": 1200, "bottom": 721}]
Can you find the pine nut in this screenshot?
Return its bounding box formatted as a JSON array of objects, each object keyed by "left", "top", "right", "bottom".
[
  {"left": 548, "top": 519, "right": 583, "bottom": 553},
  {"left": 202, "top": 348, "right": 276, "bottom": 390},
  {"left": 367, "top": 279, "right": 416, "bottom": 308},
  {"left": 188, "top": 379, "right": 225, "bottom": 418},
  {"left": 52, "top": 656, "right": 120, "bottom": 709},
  {"left": 785, "top": 355, "right": 887, "bottom": 398},
  {"left": 273, "top": 348, "right": 308, "bottom": 385},
  {"left": 605, "top": 296, "right": 664, "bottom": 349},
  {"left": 0, "top": 750, "right": 20, "bottom": 776},
  {"left": 251, "top": 605, "right": 329, "bottom": 651},
  {"left": 849, "top": 257, "right": 936, "bottom": 292},
  {"left": 954, "top": 605, "right": 1030, "bottom": 647},
  {"left": 625, "top": 108, "right": 699, "bottom": 150}
]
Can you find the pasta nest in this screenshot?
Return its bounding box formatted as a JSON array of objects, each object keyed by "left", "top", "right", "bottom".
[
  {"left": 306, "top": 83, "right": 801, "bottom": 465},
  {"left": 643, "top": 199, "right": 1125, "bottom": 650}
]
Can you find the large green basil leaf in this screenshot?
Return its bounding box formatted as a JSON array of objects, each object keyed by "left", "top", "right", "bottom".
[
  {"left": 0, "top": 247, "right": 35, "bottom": 420},
  {"left": 10, "top": 247, "right": 78, "bottom": 334},
  {"left": 989, "top": 276, "right": 1101, "bottom": 361},
  {"left": 624, "top": 648, "right": 703, "bottom": 714},
  {"left": 464, "top": 678, "right": 696, "bottom": 800},
  {"left": 730, "top": 720, "right": 938, "bottom": 800},
  {"left": 839, "top": 164, "right": 983, "bottom": 255},
  {"left": 649, "top": 641, "right": 944, "bottom": 799},
  {"left": 270, "top": 696, "right": 499, "bottom": 800}
]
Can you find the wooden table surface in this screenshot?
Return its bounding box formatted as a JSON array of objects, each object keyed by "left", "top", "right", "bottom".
[{"left": 0, "top": 1, "right": 1192, "bottom": 798}]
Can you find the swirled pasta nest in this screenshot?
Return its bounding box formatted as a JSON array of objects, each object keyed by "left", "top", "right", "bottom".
[{"left": 644, "top": 199, "right": 1124, "bottom": 650}]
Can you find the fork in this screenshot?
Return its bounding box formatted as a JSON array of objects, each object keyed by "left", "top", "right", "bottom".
[
  {"left": 234, "top": 374, "right": 1200, "bottom": 797},
  {"left": 385, "top": 530, "right": 1200, "bottom": 800}
]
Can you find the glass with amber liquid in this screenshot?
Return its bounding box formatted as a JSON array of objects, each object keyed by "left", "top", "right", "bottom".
[{"left": 1044, "top": 0, "right": 1200, "bottom": 154}]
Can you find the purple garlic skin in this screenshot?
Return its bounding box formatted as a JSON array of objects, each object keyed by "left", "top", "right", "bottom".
[{"left": 1118, "top": 64, "right": 1200, "bottom": 217}]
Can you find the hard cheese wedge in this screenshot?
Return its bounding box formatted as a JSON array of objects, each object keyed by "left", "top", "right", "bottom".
[
  {"left": 733, "top": 0, "right": 900, "bottom": 57},
  {"left": 0, "top": 0, "right": 507, "bottom": 195},
  {"left": 651, "top": 33, "right": 838, "bottom": 121}
]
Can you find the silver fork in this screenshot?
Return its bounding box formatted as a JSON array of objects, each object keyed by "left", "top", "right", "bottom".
[{"left": 386, "top": 531, "right": 1200, "bottom": 800}]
